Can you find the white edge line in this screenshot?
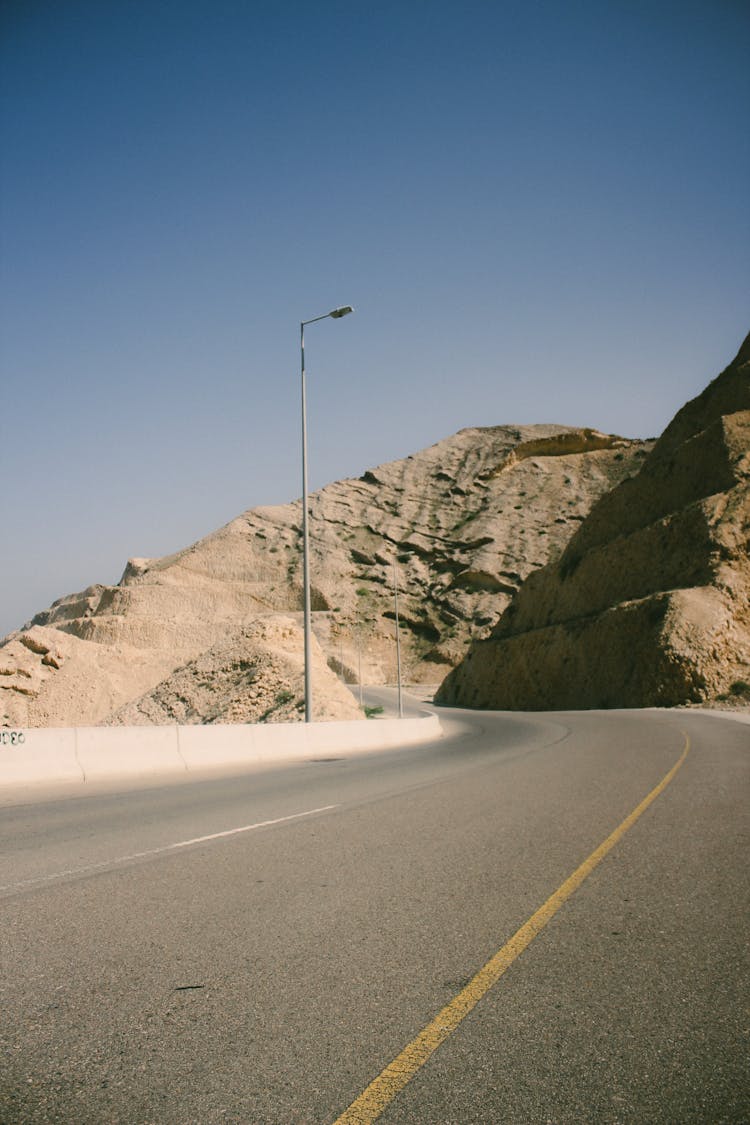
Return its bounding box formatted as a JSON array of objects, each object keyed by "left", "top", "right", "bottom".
[
  {"left": 1, "top": 804, "right": 339, "bottom": 893},
  {"left": 165, "top": 804, "right": 339, "bottom": 849}
]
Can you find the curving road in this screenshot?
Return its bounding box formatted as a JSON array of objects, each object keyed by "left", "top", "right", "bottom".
[{"left": 0, "top": 701, "right": 747, "bottom": 1123}]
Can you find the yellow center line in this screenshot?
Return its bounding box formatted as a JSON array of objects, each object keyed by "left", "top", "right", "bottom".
[{"left": 332, "top": 734, "right": 690, "bottom": 1125}]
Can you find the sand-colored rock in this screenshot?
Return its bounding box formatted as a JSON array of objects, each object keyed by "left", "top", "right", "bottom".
[
  {"left": 0, "top": 625, "right": 173, "bottom": 727},
  {"left": 1, "top": 425, "right": 649, "bottom": 727},
  {"left": 437, "top": 333, "right": 750, "bottom": 710},
  {"left": 106, "top": 617, "right": 362, "bottom": 725}
]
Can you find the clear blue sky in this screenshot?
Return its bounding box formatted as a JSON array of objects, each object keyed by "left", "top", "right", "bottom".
[{"left": 1, "top": 0, "right": 748, "bottom": 638}]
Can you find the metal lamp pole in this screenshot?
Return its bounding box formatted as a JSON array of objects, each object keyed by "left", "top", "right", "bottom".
[
  {"left": 357, "top": 624, "right": 364, "bottom": 708},
  {"left": 393, "top": 558, "right": 404, "bottom": 719},
  {"left": 300, "top": 305, "right": 354, "bottom": 722}
]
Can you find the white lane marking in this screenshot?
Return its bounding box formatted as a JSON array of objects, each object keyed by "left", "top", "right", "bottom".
[{"left": 0, "top": 804, "right": 338, "bottom": 893}]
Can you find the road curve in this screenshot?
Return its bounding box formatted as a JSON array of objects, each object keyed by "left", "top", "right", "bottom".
[{"left": 0, "top": 702, "right": 747, "bottom": 1124}]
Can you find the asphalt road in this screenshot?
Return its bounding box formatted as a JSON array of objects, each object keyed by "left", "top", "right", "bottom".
[{"left": 0, "top": 702, "right": 747, "bottom": 1124}]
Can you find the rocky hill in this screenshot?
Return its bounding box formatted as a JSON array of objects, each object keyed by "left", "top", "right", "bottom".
[
  {"left": 437, "top": 333, "right": 750, "bottom": 710},
  {"left": 1, "top": 425, "right": 649, "bottom": 727}
]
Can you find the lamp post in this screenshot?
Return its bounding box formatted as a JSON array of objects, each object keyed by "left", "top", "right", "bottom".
[
  {"left": 300, "top": 306, "right": 353, "bottom": 722},
  {"left": 393, "top": 558, "right": 404, "bottom": 719},
  {"left": 357, "top": 623, "right": 364, "bottom": 708}
]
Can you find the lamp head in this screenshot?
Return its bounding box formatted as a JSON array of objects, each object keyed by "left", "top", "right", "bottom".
[{"left": 329, "top": 306, "right": 354, "bottom": 319}]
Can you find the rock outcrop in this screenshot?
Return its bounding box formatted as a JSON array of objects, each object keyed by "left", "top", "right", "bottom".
[
  {"left": 0, "top": 625, "right": 172, "bottom": 728},
  {"left": 1, "top": 425, "right": 649, "bottom": 727},
  {"left": 106, "top": 617, "right": 362, "bottom": 725},
  {"left": 437, "top": 333, "right": 750, "bottom": 710}
]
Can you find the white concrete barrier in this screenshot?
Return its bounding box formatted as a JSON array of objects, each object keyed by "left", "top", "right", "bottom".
[
  {"left": 0, "top": 728, "right": 83, "bottom": 785},
  {"left": 0, "top": 714, "right": 443, "bottom": 789},
  {"left": 75, "top": 726, "right": 186, "bottom": 779},
  {"left": 180, "top": 714, "right": 442, "bottom": 769},
  {"left": 178, "top": 723, "right": 262, "bottom": 770},
  {"left": 308, "top": 715, "right": 441, "bottom": 754}
]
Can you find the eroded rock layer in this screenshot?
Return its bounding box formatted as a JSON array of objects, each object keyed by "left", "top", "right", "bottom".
[
  {"left": 437, "top": 334, "right": 750, "bottom": 710},
  {"left": 2, "top": 425, "right": 648, "bottom": 726}
]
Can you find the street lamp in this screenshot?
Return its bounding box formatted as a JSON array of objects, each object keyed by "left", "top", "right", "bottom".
[
  {"left": 300, "top": 306, "right": 354, "bottom": 722},
  {"left": 393, "top": 557, "right": 404, "bottom": 719}
]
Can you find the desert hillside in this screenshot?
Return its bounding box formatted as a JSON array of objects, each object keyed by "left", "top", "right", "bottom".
[
  {"left": 1, "top": 425, "right": 648, "bottom": 726},
  {"left": 438, "top": 332, "right": 750, "bottom": 710}
]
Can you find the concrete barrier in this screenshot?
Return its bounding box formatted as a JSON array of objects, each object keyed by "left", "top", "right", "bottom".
[
  {"left": 0, "top": 714, "right": 443, "bottom": 789},
  {"left": 179, "top": 715, "right": 442, "bottom": 769},
  {"left": 0, "top": 728, "right": 83, "bottom": 785},
  {"left": 75, "top": 726, "right": 186, "bottom": 779},
  {"left": 178, "top": 723, "right": 262, "bottom": 770}
]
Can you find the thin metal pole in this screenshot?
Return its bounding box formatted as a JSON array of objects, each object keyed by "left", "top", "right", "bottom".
[
  {"left": 357, "top": 627, "right": 363, "bottom": 708},
  {"left": 299, "top": 306, "right": 353, "bottom": 724},
  {"left": 393, "top": 559, "right": 403, "bottom": 719},
  {"left": 301, "top": 321, "right": 312, "bottom": 723}
]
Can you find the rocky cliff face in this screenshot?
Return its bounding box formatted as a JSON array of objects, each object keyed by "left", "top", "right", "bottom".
[
  {"left": 437, "top": 334, "right": 750, "bottom": 710},
  {"left": 1, "top": 425, "right": 649, "bottom": 727}
]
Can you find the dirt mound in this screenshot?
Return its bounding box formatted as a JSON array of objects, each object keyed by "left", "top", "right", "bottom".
[
  {"left": 0, "top": 625, "right": 172, "bottom": 728},
  {"left": 106, "top": 617, "right": 362, "bottom": 725}
]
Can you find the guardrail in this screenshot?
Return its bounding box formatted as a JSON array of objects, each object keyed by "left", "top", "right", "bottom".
[{"left": 0, "top": 714, "right": 442, "bottom": 788}]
